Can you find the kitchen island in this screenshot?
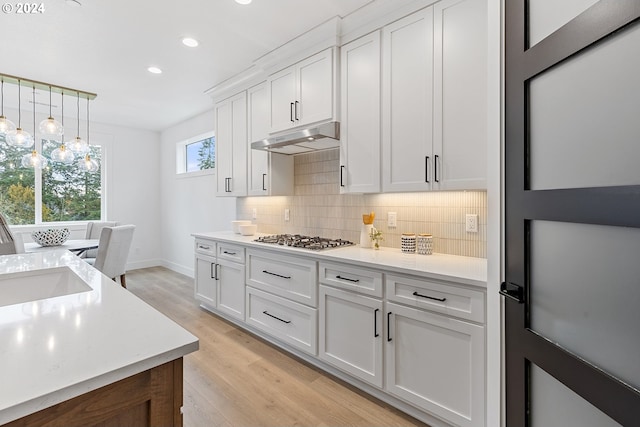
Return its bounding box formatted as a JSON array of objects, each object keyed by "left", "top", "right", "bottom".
[{"left": 0, "top": 250, "right": 198, "bottom": 426}]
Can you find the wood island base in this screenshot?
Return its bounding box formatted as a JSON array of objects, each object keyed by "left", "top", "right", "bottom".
[{"left": 4, "top": 358, "right": 184, "bottom": 427}]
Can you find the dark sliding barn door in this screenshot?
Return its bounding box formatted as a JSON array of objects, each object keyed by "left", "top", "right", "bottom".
[{"left": 504, "top": 1, "right": 640, "bottom": 426}]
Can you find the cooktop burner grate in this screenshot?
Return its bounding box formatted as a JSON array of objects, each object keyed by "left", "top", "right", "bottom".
[{"left": 254, "top": 234, "right": 354, "bottom": 250}]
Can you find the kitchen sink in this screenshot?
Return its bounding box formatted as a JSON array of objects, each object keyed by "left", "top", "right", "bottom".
[{"left": 0, "top": 266, "right": 91, "bottom": 307}]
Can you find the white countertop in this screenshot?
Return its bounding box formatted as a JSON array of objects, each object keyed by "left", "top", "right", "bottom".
[
  {"left": 192, "top": 231, "right": 487, "bottom": 288},
  {"left": 0, "top": 250, "right": 199, "bottom": 424}
]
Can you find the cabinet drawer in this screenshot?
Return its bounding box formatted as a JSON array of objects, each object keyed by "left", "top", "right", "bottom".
[
  {"left": 386, "top": 274, "right": 485, "bottom": 323},
  {"left": 217, "top": 243, "right": 245, "bottom": 264},
  {"left": 247, "top": 249, "right": 317, "bottom": 306},
  {"left": 195, "top": 239, "right": 216, "bottom": 257},
  {"left": 319, "top": 262, "right": 383, "bottom": 297},
  {"left": 246, "top": 286, "right": 317, "bottom": 355}
]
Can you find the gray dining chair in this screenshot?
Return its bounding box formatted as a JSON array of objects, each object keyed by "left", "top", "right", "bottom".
[
  {"left": 0, "top": 213, "right": 23, "bottom": 255},
  {"left": 85, "top": 225, "right": 135, "bottom": 288},
  {"left": 83, "top": 221, "right": 118, "bottom": 259}
]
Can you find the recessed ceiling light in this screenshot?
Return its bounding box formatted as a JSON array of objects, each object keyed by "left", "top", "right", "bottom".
[
  {"left": 235, "top": 0, "right": 252, "bottom": 4},
  {"left": 182, "top": 37, "right": 199, "bottom": 48},
  {"left": 147, "top": 66, "right": 162, "bottom": 74}
]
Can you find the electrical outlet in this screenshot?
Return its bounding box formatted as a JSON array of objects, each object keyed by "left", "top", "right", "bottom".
[
  {"left": 252, "top": 208, "right": 257, "bottom": 220},
  {"left": 388, "top": 212, "right": 397, "bottom": 228},
  {"left": 284, "top": 208, "right": 290, "bottom": 221},
  {"left": 466, "top": 214, "right": 478, "bottom": 233}
]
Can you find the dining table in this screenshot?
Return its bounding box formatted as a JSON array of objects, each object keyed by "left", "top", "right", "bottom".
[{"left": 24, "top": 239, "right": 99, "bottom": 256}]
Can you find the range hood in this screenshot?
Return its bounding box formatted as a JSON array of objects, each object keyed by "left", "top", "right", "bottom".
[{"left": 251, "top": 121, "right": 340, "bottom": 155}]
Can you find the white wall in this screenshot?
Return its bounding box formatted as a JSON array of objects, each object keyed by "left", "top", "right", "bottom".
[{"left": 159, "top": 108, "right": 236, "bottom": 276}]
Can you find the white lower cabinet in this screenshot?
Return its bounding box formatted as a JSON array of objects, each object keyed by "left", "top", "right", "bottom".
[
  {"left": 195, "top": 254, "right": 217, "bottom": 307},
  {"left": 319, "top": 285, "right": 383, "bottom": 387},
  {"left": 194, "top": 239, "right": 246, "bottom": 321},
  {"left": 195, "top": 239, "right": 486, "bottom": 426},
  {"left": 385, "top": 301, "right": 485, "bottom": 427},
  {"left": 216, "top": 258, "right": 245, "bottom": 321},
  {"left": 246, "top": 286, "right": 317, "bottom": 355}
]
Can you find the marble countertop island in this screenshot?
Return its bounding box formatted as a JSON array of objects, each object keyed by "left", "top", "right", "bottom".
[{"left": 0, "top": 250, "right": 199, "bottom": 424}]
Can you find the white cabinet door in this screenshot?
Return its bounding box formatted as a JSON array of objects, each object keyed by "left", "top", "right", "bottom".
[
  {"left": 268, "top": 48, "right": 335, "bottom": 134},
  {"left": 195, "top": 253, "right": 217, "bottom": 307},
  {"left": 248, "top": 82, "right": 270, "bottom": 196},
  {"left": 297, "top": 48, "right": 334, "bottom": 127},
  {"left": 217, "top": 258, "right": 245, "bottom": 321},
  {"left": 340, "top": 31, "right": 381, "bottom": 194},
  {"left": 433, "top": 0, "right": 487, "bottom": 190},
  {"left": 269, "top": 66, "right": 297, "bottom": 133},
  {"left": 248, "top": 82, "right": 294, "bottom": 197},
  {"left": 319, "top": 285, "right": 383, "bottom": 388},
  {"left": 382, "top": 8, "right": 434, "bottom": 192},
  {"left": 215, "top": 91, "right": 247, "bottom": 197},
  {"left": 385, "top": 301, "right": 485, "bottom": 427}
]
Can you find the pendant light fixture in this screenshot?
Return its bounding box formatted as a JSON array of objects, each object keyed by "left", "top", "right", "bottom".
[
  {"left": 21, "top": 86, "right": 48, "bottom": 169},
  {"left": 0, "top": 78, "right": 16, "bottom": 135},
  {"left": 67, "top": 92, "right": 89, "bottom": 155},
  {"left": 6, "top": 80, "right": 34, "bottom": 148},
  {"left": 50, "top": 91, "right": 74, "bottom": 164},
  {"left": 77, "top": 97, "right": 98, "bottom": 172},
  {"left": 38, "top": 86, "right": 64, "bottom": 140}
]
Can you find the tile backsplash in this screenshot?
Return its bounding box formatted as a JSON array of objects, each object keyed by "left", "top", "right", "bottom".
[{"left": 237, "top": 149, "right": 487, "bottom": 258}]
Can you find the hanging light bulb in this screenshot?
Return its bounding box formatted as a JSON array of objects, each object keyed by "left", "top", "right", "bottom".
[
  {"left": 67, "top": 92, "right": 88, "bottom": 154},
  {"left": 84, "top": 96, "right": 99, "bottom": 171},
  {"left": 0, "top": 78, "right": 16, "bottom": 135},
  {"left": 38, "top": 86, "right": 63, "bottom": 140},
  {"left": 21, "top": 86, "right": 47, "bottom": 170},
  {"left": 77, "top": 153, "right": 99, "bottom": 172},
  {"left": 6, "top": 81, "right": 33, "bottom": 148},
  {"left": 22, "top": 149, "right": 48, "bottom": 169},
  {"left": 50, "top": 91, "right": 74, "bottom": 164}
]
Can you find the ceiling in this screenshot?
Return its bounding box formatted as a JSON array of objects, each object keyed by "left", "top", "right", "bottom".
[{"left": 0, "top": 0, "right": 373, "bottom": 132}]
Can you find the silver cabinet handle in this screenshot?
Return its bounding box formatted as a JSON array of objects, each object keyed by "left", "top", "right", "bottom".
[{"left": 198, "top": 245, "right": 210, "bottom": 250}]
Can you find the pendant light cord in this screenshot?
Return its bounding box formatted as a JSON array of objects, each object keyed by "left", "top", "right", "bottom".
[
  {"left": 32, "top": 86, "right": 36, "bottom": 139},
  {"left": 1, "top": 79, "right": 4, "bottom": 116},
  {"left": 61, "top": 91, "right": 64, "bottom": 141},
  {"left": 17, "top": 80, "right": 21, "bottom": 127},
  {"left": 86, "top": 97, "right": 90, "bottom": 145},
  {"left": 76, "top": 94, "right": 80, "bottom": 137},
  {"left": 48, "top": 86, "right": 52, "bottom": 118}
]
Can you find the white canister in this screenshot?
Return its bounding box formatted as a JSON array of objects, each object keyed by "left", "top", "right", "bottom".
[
  {"left": 401, "top": 233, "right": 416, "bottom": 253},
  {"left": 360, "top": 224, "right": 373, "bottom": 248},
  {"left": 417, "top": 233, "right": 433, "bottom": 255}
]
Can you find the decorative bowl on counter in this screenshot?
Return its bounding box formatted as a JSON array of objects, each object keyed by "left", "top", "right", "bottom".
[
  {"left": 238, "top": 224, "right": 257, "bottom": 236},
  {"left": 31, "top": 228, "right": 70, "bottom": 247},
  {"left": 231, "top": 220, "right": 252, "bottom": 234}
]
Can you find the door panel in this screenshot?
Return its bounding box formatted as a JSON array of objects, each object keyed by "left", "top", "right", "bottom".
[
  {"left": 529, "top": 220, "right": 640, "bottom": 390},
  {"left": 529, "top": 22, "right": 640, "bottom": 190},
  {"left": 528, "top": 0, "right": 599, "bottom": 47},
  {"left": 504, "top": 1, "right": 640, "bottom": 425}
]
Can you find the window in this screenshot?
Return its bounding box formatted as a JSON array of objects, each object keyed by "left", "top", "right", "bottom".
[
  {"left": 0, "top": 134, "right": 103, "bottom": 225},
  {"left": 176, "top": 131, "right": 215, "bottom": 175}
]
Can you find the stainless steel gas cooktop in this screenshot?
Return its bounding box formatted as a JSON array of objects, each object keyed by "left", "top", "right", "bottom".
[{"left": 254, "top": 234, "right": 354, "bottom": 251}]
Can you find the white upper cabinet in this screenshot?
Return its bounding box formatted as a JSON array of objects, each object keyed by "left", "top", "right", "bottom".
[
  {"left": 382, "top": 0, "right": 488, "bottom": 192},
  {"left": 382, "top": 8, "right": 434, "bottom": 192},
  {"left": 215, "top": 91, "right": 247, "bottom": 197},
  {"left": 433, "top": 0, "right": 487, "bottom": 190},
  {"left": 268, "top": 48, "right": 335, "bottom": 134},
  {"left": 247, "top": 82, "right": 294, "bottom": 196},
  {"left": 340, "top": 31, "right": 381, "bottom": 194}
]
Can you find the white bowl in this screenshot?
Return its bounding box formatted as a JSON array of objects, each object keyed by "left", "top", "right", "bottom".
[
  {"left": 238, "top": 224, "right": 257, "bottom": 236},
  {"left": 231, "top": 220, "right": 252, "bottom": 234},
  {"left": 31, "top": 228, "right": 70, "bottom": 247}
]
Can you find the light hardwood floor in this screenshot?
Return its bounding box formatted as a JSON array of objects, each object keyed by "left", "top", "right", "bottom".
[{"left": 126, "top": 267, "right": 429, "bottom": 427}]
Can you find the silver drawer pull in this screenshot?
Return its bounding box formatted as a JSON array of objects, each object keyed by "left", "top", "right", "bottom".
[
  {"left": 223, "top": 251, "right": 237, "bottom": 255},
  {"left": 198, "top": 245, "right": 211, "bottom": 250},
  {"left": 413, "top": 291, "right": 446, "bottom": 302},
  {"left": 336, "top": 275, "right": 360, "bottom": 283},
  {"left": 262, "top": 270, "right": 291, "bottom": 279},
  {"left": 263, "top": 310, "right": 291, "bottom": 324}
]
